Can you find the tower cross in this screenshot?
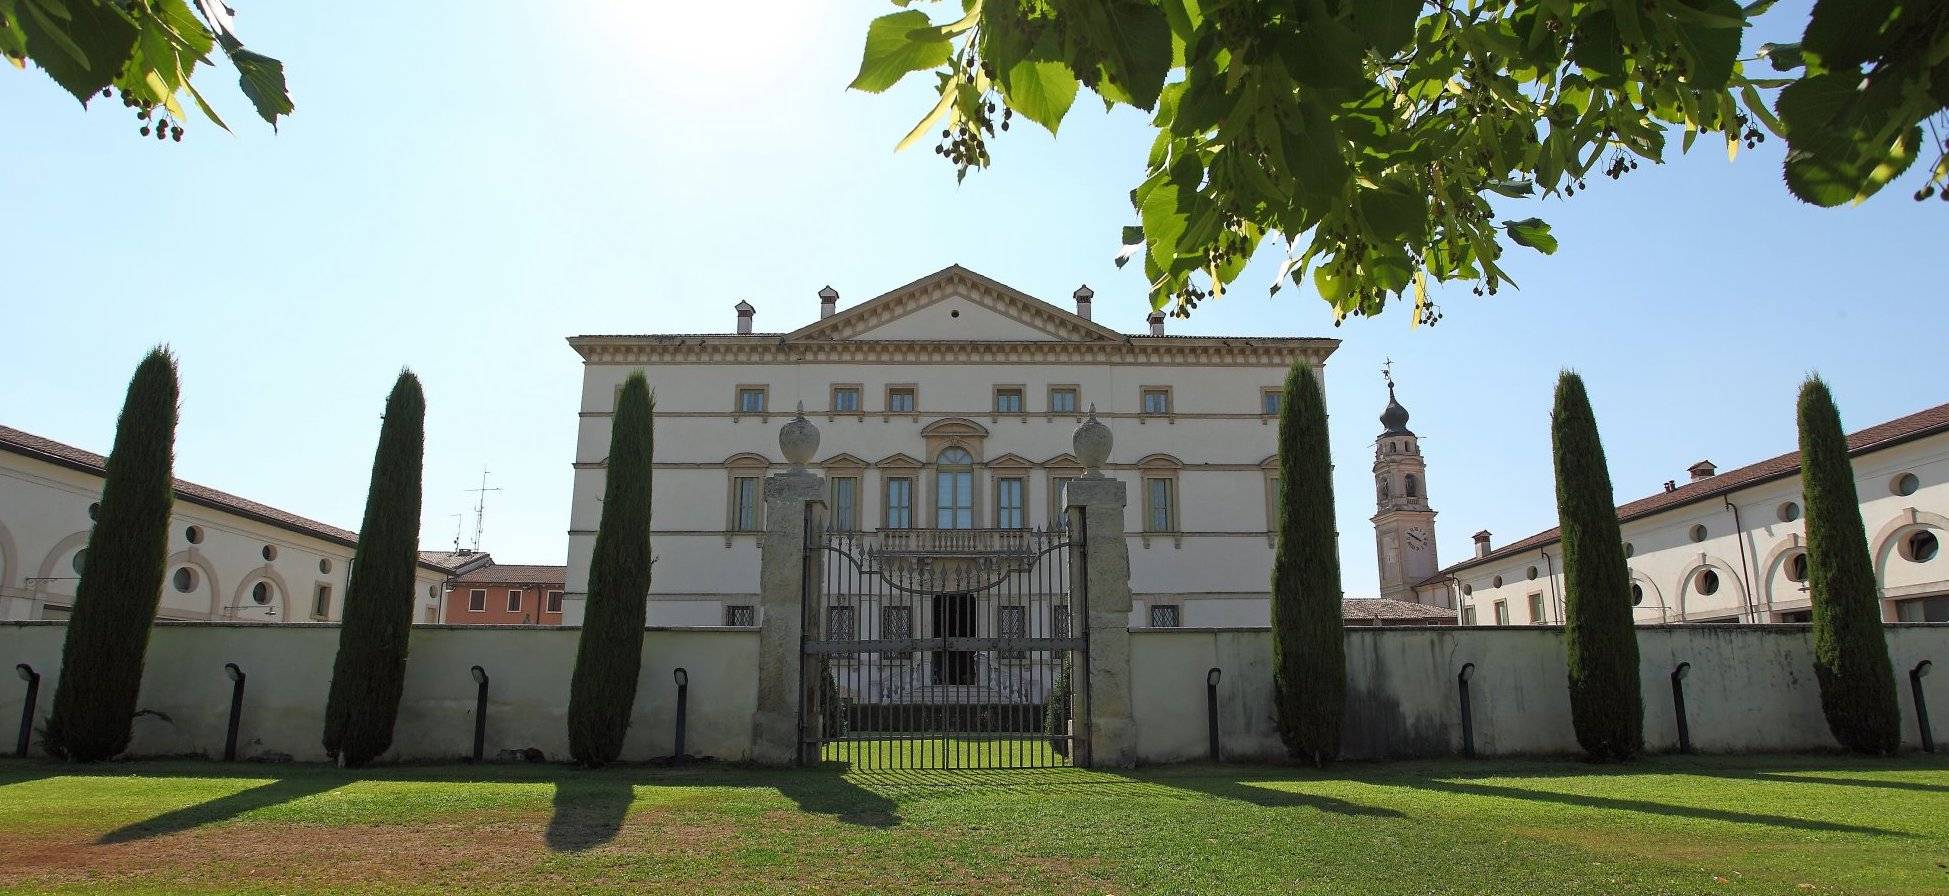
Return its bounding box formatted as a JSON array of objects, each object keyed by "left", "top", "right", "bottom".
[{"left": 1381, "top": 357, "right": 1395, "bottom": 390}]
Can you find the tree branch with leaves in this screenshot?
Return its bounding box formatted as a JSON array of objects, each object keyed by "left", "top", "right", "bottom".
[
  {"left": 2, "top": 0, "right": 292, "bottom": 139},
  {"left": 851, "top": 0, "right": 1947, "bottom": 326}
]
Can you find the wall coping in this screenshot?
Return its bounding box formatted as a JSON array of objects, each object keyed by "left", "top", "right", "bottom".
[
  {"left": 1126, "top": 622, "right": 1949, "bottom": 634},
  {"left": 0, "top": 620, "right": 762, "bottom": 634}
]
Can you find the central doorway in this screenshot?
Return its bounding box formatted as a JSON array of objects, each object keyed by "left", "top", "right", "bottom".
[{"left": 931, "top": 592, "right": 976, "bottom": 685}]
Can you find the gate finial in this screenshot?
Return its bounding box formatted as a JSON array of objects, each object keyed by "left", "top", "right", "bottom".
[
  {"left": 780, "top": 406, "right": 820, "bottom": 469},
  {"left": 1074, "top": 405, "right": 1112, "bottom": 478}
]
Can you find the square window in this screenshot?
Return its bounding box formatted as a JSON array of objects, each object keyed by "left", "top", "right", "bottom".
[
  {"left": 736, "top": 388, "right": 767, "bottom": 413},
  {"left": 1149, "top": 604, "right": 1182, "bottom": 628},
  {"left": 546, "top": 590, "right": 563, "bottom": 613},
  {"left": 1262, "top": 389, "right": 1282, "bottom": 416},
  {"left": 507, "top": 589, "right": 523, "bottom": 613},
  {"left": 887, "top": 386, "right": 916, "bottom": 413},
  {"left": 995, "top": 387, "right": 1024, "bottom": 414},
  {"left": 832, "top": 386, "right": 860, "bottom": 412},
  {"left": 725, "top": 605, "right": 756, "bottom": 627},
  {"left": 826, "top": 605, "right": 857, "bottom": 640},
  {"left": 1049, "top": 387, "right": 1079, "bottom": 413},
  {"left": 468, "top": 589, "right": 486, "bottom": 612},
  {"left": 1141, "top": 388, "right": 1171, "bottom": 415}
]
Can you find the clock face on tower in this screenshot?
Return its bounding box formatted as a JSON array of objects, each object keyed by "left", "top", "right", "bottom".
[{"left": 1405, "top": 527, "right": 1428, "bottom": 551}]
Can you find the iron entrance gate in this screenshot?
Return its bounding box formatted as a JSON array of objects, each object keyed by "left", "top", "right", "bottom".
[{"left": 801, "top": 520, "right": 1088, "bottom": 769}]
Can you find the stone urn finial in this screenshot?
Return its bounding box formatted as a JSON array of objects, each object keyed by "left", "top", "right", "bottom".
[
  {"left": 1074, "top": 404, "right": 1111, "bottom": 478},
  {"left": 780, "top": 402, "right": 819, "bottom": 469}
]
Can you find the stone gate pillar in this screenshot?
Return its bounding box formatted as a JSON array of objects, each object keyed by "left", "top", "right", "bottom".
[
  {"left": 751, "top": 411, "right": 825, "bottom": 766},
  {"left": 1067, "top": 411, "right": 1137, "bottom": 768}
]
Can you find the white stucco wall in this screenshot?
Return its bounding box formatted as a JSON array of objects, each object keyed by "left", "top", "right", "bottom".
[
  {"left": 0, "top": 449, "right": 448, "bottom": 624},
  {"left": 1129, "top": 624, "right": 1949, "bottom": 763},
  {"left": 0, "top": 622, "right": 757, "bottom": 762},
  {"left": 1447, "top": 431, "right": 1949, "bottom": 625}
]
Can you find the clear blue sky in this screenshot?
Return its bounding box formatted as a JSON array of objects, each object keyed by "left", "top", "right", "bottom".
[{"left": 2, "top": 1, "right": 1940, "bottom": 597}]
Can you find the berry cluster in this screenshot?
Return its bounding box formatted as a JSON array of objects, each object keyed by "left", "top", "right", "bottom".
[
  {"left": 931, "top": 51, "right": 1010, "bottom": 179},
  {"left": 108, "top": 86, "right": 185, "bottom": 142}
]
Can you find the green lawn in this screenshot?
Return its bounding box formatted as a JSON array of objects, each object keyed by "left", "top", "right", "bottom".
[{"left": 1, "top": 753, "right": 1947, "bottom": 895}]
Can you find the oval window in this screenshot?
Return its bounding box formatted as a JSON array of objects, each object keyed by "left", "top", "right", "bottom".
[
  {"left": 185, "top": 525, "right": 203, "bottom": 544},
  {"left": 1777, "top": 502, "right": 1801, "bottom": 523},
  {"left": 1695, "top": 569, "right": 1720, "bottom": 596},
  {"left": 1690, "top": 524, "right": 1708, "bottom": 543},
  {"left": 319, "top": 558, "right": 333, "bottom": 575},
  {"left": 70, "top": 549, "right": 87, "bottom": 575},
  {"left": 261, "top": 544, "right": 279, "bottom": 562},
  {"left": 1893, "top": 473, "right": 1920, "bottom": 497},
  {"left": 1492, "top": 575, "right": 1504, "bottom": 588},
  {"left": 1631, "top": 583, "right": 1645, "bottom": 607},
  {"left": 251, "top": 581, "right": 272, "bottom": 605},
  {"left": 1904, "top": 531, "right": 1940, "bottom": 564},
  {"left": 1526, "top": 566, "right": 1539, "bottom": 581},
  {"left": 1786, "top": 552, "right": 1809, "bottom": 583},
  {"left": 1623, "top": 542, "right": 1635, "bottom": 558},
  {"left": 172, "top": 567, "right": 196, "bottom": 593}
]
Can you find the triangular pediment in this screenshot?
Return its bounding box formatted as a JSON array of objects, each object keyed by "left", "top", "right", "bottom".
[
  {"left": 784, "top": 265, "right": 1125, "bottom": 344},
  {"left": 987, "top": 452, "right": 1034, "bottom": 469},
  {"left": 819, "top": 452, "right": 869, "bottom": 469},
  {"left": 1041, "top": 452, "right": 1082, "bottom": 469},
  {"left": 874, "top": 452, "right": 922, "bottom": 469}
]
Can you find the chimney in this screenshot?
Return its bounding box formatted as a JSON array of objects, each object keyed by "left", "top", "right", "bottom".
[
  {"left": 1472, "top": 530, "right": 1492, "bottom": 559},
  {"left": 818, "top": 285, "right": 838, "bottom": 320},
  {"left": 1687, "top": 459, "right": 1716, "bottom": 482},
  {"left": 1663, "top": 480, "right": 1678, "bottom": 492},
  {"left": 1147, "top": 310, "right": 1165, "bottom": 336},
  {"left": 734, "top": 300, "right": 755, "bottom": 335},
  {"left": 1072, "top": 284, "right": 1094, "bottom": 320}
]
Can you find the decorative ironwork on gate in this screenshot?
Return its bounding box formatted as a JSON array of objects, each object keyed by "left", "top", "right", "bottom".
[{"left": 801, "top": 516, "right": 1087, "bottom": 769}]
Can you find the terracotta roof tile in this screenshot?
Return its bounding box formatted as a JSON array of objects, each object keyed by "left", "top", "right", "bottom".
[
  {"left": 1341, "top": 598, "right": 1457, "bottom": 620},
  {"left": 1439, "top": 400, "right": 1949, "bottom": 577},
  {"left": 1, "top": 424, "right": 455, "bottom": 574},
  {"left": 453, "top": 563, "right": 567, "bottom": 585}
]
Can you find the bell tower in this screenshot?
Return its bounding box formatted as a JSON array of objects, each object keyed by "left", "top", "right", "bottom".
[{"left": 1372, "top": 362, "right": 1439, "bottom": 603}]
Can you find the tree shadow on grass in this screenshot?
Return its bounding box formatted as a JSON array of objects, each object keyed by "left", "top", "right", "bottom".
[
  {"left": 545, "top": 775, "right": 636, "bottom": 852},
  {"left": 1693, "top": 768, "right": 1949, "bottom": 795},
  {"left": 772, "top": 763, "right": 903, "bottom": 828},
  {"left": 99, "top": 774, "right": 346, "bottom": 844},
  {"left": 1390, "top": 776, "right": 1906, "bottom": 836},
  {"left": 1135, "top": 772, "right": 1406, "bottom": 818}
]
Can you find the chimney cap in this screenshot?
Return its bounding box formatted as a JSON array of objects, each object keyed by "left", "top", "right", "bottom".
[
  {"left": 1472, "top": 530, "right": 1492, "bottom": 541},
  {"left": 1687, "top": 459, "right": 1716, "bottom": 479},
  {"left": 1663, "top": 479, "right": 1678, "bottom": 492},
  {"left": 818, "top": 285, "right": 839, "bottom": 300},
  {"left": 734, "top": 300, "right": 755, "bottom": 314},
  {"left": 1073, "top": 284, "right": 1094, "bottom": 301}
]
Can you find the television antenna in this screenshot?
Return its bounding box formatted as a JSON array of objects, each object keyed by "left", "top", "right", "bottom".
[
  {"left": 465, "top": 469, "right": 501, "bottom": 553},
  {"left": 448, "top": 514, "right": 464, "bottom": 552}
]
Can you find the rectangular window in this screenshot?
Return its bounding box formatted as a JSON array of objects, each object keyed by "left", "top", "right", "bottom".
[
  {"left": 1049, "top": 387, "right": 1079, "bottom": 413},
  {"left": 732, "top": 477, "right": 760, "bottom": 531},
  {"left": 313, "top": 585, "right": 332, "bottom": 619},
  {"left": 884, "top": 477, "right": 913, "bottom": 529},
  {"left": 994, "top": 387, "right": 1024, "bottom": 413},
  {"left": 736, "top": 387, "right": 767, "bottom": 413},
  {"left": 881, "top": 605, "right": 913, "bottom": 658},
  {"left": 826, "top": 605, "right": 857, "bottom": 640},
  {"left": 507, "top": 589, "right": 523, "bottom": 613},
  {"left": 1051, "top": 604, "right": 1071, "bottom": 639},
  {"left": 1145, "top": 478, "right": 1176, "bottom": 532},
  {"left": 887, "top": 386, "right": 916, "bottom": 413},
  {"left": 1149, "top": 604, "right": 1182, "bottom": 628},
  {"left": 1462, "top": 605, "right": 1478, "bottom": 626},
  {"left": 1262, "top": 388, "right": 1282, "bottom": 416},
  {"left": 1141, "top": 387, "right": 1171, "bottom": 415},
  {"left": 1493, "top": 600, "right": 1510, "bottom": 625},
  {"left": 1267, "top": 475, "right": 1282, "bottom": 533},
  {"left": 831, "top": 386, "right": 860, "bottom": 412},
  {"left": 999, "top": 604, "right": 1028, "bottom": 658},
  {"left": 546, "top": 590, "right": 563, "bottom": 613},
  {"left": 831, "top": 477, "right": 859, "bottom": 531},
  {"left": 1050, "top": 475, "right": 1075, "bottom": 528},
  {"left": 1528, "top": 593, "right": 1546, "bottom": 624},
  {"left": 996, "top": 477, "right": 1025, "bottom": 529},
  {"left": 468, "top": 589, "right": 486, "bottom": 612},
  {"left": 725, "top": 605, "right": 756, "bottom": 627}
]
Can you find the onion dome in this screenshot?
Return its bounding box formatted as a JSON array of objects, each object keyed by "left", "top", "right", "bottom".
[{"left": 1380, "top": 386, "right": 1413, "bottom": 435}]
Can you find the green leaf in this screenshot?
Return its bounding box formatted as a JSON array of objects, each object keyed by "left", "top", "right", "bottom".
[
  {"left": 1080, "top": 1, "right": 1171, "bottom": 110},
  {"left": 1351, "top": 0, "right": 1419, "bottom": 56},
  {"left": 16, "top": 0, "right": 138, "bottom": 102},
  {"left": 1569, "top": 10, "right": 1624, "bottom": 80},
  {"left": 229, "top": 47, "right": 291, "bottom": 128},
  {"left": 1758, "top": 41, "right": 1804, "bottom": 72},
  {"left": 1138, "top": 177, "right": 1188, "bottom": 274},
  {"left": 1002, "top": 59, "right": 1078, "bottom": 135},
  {"left": 1502, "top": 218, "right": 1558, "bottom": 254},
  {"left": 1802, "top": 0, "right": 1895, "bottom": 71},
  {"left": 896, "top": 82, "right": 956, "bottom": 151},
  {"left": 1673, "top": 0, "right": 1743, "bottom": 90},
  {"left": 1784, "top": 125, "right": 1922, "bottom": 206},
  {"left": 849, "top": 10, "right": 954, "bottom": 94}
]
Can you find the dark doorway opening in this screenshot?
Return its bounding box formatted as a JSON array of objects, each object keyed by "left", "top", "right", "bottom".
[{"left": 932, "top": 592, "right": 975, "bottom": 685}]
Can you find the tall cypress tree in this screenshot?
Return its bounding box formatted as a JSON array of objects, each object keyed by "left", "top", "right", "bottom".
[
  {"left": 1798, "top": 376, "right": 1900, "bottom": 754},
  {"left": 322, "top": 371, "right": 426, "bottom": 767},
  {"left": 44, "top": 348, "right": 180, "bottom": 761},
  {"left": 567, "top": 373, "right": 655, "bottom": 767},
  {"left": 1552, "top": 372, "right": 1642, "bottom": 762},
  {"left": 1270, "top": 362, "right": 1345, "bottom": 764}
]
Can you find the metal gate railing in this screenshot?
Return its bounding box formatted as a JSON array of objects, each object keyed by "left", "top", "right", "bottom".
[{"left": 800, "top": 516, "right": 1087, "bottom": 770}]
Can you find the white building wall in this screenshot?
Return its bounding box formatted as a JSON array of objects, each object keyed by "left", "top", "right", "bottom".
[
  {"left": 1445, "top": 433, "right": 1949, "bottom": 625},
  {"left": 563, "top": 345, "right": 1321, "bottom": 630},
  {"left": 0, "top": 450, "right": 448, "bottom": 624}
]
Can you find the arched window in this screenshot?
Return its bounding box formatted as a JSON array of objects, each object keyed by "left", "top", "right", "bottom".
[
  {"left": 1405, "top": 474, "right": 1420, "bottom": 499},
  {"left": 1377, "top": 477, "right": 1390, "bottom": 501},
  {"left": 935, "top": 447, "right": 974, "bottom": 529}
]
